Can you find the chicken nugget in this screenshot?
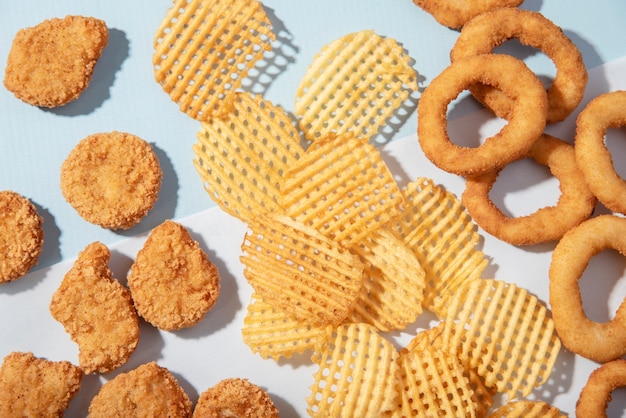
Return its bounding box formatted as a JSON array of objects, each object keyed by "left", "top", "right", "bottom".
[
  {"left": 60, "top": 131, "right": 162, "bottom": 230},
  {"left": 88, "top": 361, "right": 192, "bottom": 418},
  {"left": 128, "top": 220, "right": 220, "bottom": 331},
  {"left": 0, "top": 351, "right": 83, "bottom": 417},
  {"left": 193, "top": 378, "right": 279, "bottom": 418},
  {"left": 49, "top": 242, "right": 140, "bottom": 374},
  {"left": 3, "top": 15, "right": 108, "bottom": 107},
  {"left": 0, "top": 190, "right": 44, "bottom": 283}
]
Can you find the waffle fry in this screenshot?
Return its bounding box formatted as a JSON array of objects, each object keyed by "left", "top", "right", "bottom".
[
  {"left": 295, "top": 30, "right": 417, "bottom": 142},
  {"left": 193, "top": 92, "right": 301, "bottom": 222},
  {"left": 307, "top": 323, "right": 399, "bottom": 417},
  {"left": 282, "top": 133, "right": 404, "bottom": 248},
  {"left": 489, "top": 400, "right": 566, "bottom": 417},
  {"left": 153, "top": 0, "right": 274, "bottom": 120},
  {"left": 240, "top": 213, "right": 363, "bottom": 326},
  {"left": 441, "top": 279, "right": 561, "bottom": 400}
]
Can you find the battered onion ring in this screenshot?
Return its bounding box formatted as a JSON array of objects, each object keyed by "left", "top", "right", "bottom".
[
  {"left": 417, "top": 53, "right": 547, "bottom": 177},
  {"left": 450, "top": 8, "right": 587, "bottom": 124},
  {"left": 549, "top": 215, "right": 626, "bottom": 363},
  {"left": 411, "top": 0, "right": 523, "bottom": 29},
  {"left": 462, "top": 134, "right": 596, "bottom": 246},
  {"left": 575, "top": 90, "right": 626, "bottom": 215},
  {"left": 576, "top": 359, "right": 626, "bottom": 418}
]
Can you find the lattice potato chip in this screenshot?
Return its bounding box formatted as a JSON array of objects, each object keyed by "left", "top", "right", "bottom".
[
  {"left": 441, "top": 279, "right": 561, "bottom": 400},
  {"left": 193, "top": 92, "right": 301, "bottom": 222},
  {"left": 307, "top": 323, "right": 399, "bottom": 417},
  {"left": 241, "top": 293, "right": 332, "bottom": 361},
  {"left": 240, "top": 213, "right": 363, "bottom": 326},
  {"left": 489, "top": 400, "right": 566, "bottom": 417},
  {"left": 282, "top": 133, "right": 404, "bottom": 248},
  {"left": 347, "top": 228, "right": 425, "bottom": 332},
  {"left": 295, "top": 30, "right": 417, "bottom": 142},
  {"left": 153, "top": 0, "right": 275, "bottom": 120},
  {"left": 390, "top": 177, "right": 488, "bottom": 317}
]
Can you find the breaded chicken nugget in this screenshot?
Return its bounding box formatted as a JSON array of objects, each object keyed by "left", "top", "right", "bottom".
[
  {"left": 3, "top": 15, "right": 108, "bottom": 107},
  {"left": 128, "top": 220, "right": 220, "bottom": 331},
  {"left": 88, "top": 361, "right": 192, "bottom": 417},
  {"left": 0, "top": 351, "right": 83, "bottom": 417},
  {"left": 0, "top": 190, "right": 44, "bottom": 283},
  {"left": 193, "top": 378, "right": 279, "bottom": 418},
  {"left": 60, "top": 131, "right": 162, "bottom": 230},
  {"left": 49, "top": 242, "right": 140, "bottom": 374}
]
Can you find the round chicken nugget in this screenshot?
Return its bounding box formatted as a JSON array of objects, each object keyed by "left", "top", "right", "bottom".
[
  {"left": 4, "top": 15, "right": 108, "bottom": 107},
  {"left": 193, "top": 378, "right": 279, "bottom": 418},
  {"left": 60, "top": 131, "right": 162, "bottom": 230},
  {"left": 0, "top": 351, "right": 83, "bottom": 418},
  {"left": 88, "top": 362, "right": 192, "bottom": 418},
  {"left": 0, "top": 190, "right": 44, "bottom": 283},
  {"left": 128, "top": 220, "right": 221, "bottom": 331}
]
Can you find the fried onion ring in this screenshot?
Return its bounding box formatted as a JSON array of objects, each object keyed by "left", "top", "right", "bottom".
[
  {"left": 549, "top": 215, "right": 626, "bottom": 363},
  {"left": 462, "top": 134, "right": 596, "bottom": 246},
  {"left": 576, "top": 359, "right": 626, "bottom": 418},
  {"left": 417, "top": 53, "right": 547, "bottom": 177},
  {"left": 575, "top": 90, "right": 626, "bottom": 215},
  {"left": 411, "top": 0, "right": 523, "bottom": 29},
  {"left": 450, "top": 8, "right": 587, "bottom": 124}
]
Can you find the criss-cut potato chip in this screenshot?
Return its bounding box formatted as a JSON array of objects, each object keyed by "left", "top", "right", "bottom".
[
  {"left": 282, "top": 133, "right": 404, "bottom": 248},
  {"left": 391, "top": 177, "right": 488, "bottom": 317},
  {"left": 489, "top": 400, "right": 566, "bottom": 417},
  {"left": 441, "top": 279, "right": 561, "bottom": 400},
  {"left": 394, "top": 344, "right": 478, "bottom": 418},
  {"left": 242, "top": 293, "right": 332, "bottom": 361},
  {"left": 348, "top": 228, "right": 425, "bottom": 332},
  {"left": 307, "top": 323, "right": 399, "bottom": 417},
  {"left": 295, "top": 30, "right": 417, "bottom": 142},
  {"left": 240, "top": 213, "right": 363, "bottom": 326},
  {"left": 193, "top": 92, "right": 301, "bottom": 222},
  {"left": 153, "top": 0, "right": 274, "bottom": 120}
]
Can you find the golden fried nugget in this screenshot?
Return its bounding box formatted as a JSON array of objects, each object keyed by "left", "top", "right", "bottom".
[
  {"left": 88, "top": 362, "right": 192, "bottom": 418},
  {"left": 193, "top": 378, "right": 279, "bottom": 418},
  {"left": 4, "top": 15, "right": 108, "bottom": 107},
  {"left": 60, "top": 131, "right": 162, "bottom": 229},
  {"left": 128, "top": 220, "right": 221, "bottom": 331},
  {"left": 49, "top": 242, "right": 140, "bottom": 374},
  {"left": 0, "top": 352, "right": 83, "bottom": 418},
  {"left": 0, "top": 190, "right": 44, "bottom": 283}
]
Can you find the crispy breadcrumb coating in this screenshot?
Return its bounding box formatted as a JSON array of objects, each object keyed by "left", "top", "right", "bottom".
[{"left": 193, "top": 378, "right": 279, "bottom": 418}]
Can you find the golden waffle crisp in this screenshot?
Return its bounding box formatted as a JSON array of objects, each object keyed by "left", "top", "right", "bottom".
[
  {"left": 307, "top": 323, "right": 399, "bottom": 417},
  {"left": 282, "top": 133, "right": 404, "bottom": 248},
  {"left": 295, "top": 30, "right": 417, "bottom": 142},
  {"left": 441, "top": 279, "right": 561, "bottom": 400},
  {"left": 153, "top": 0, "right": 275, "bottom": 120},
  {"left": 348, "top": 228, "right": 425, "bottom": 332},
  {"left": 390, "top": 177, "right": 488, "bottom": 317},
  {"left": 489, "top": 400, "right": 567, "bottom": 417},
  {"left": 193, "top": 92, "right": 301, "bottom": 222},
  {"left": 240, "top": 213, "right": 363, "bottom": 326},
  {"left": 241, "top": 293, "right": 332, "bottom": 361}
]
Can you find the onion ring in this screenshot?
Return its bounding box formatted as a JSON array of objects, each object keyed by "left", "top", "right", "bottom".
[
  {"left": 462, "top": 134, "right": 596, "bottom": 246},
  {"left": 576, "top": 359, "right": 626, "bottom": 418},
  {"left": 411, "top": 0, "right": 523, "bottom": 29},
  {"left": 575, "top": 90, "right": 626, "bottom": 215},
  {"left": 417, "top": 53, "right": 547, "bottom": 177},
  {"left": 450, "top": 8, "right": 587, "bottom": 123},
  {"left": 549, "top": 215, "right": 626, "bottom": 363}
]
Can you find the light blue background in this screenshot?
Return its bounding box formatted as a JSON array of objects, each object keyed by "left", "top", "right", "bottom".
[{"left": 2, "top": 0, "right": 625, "bottom": 269}]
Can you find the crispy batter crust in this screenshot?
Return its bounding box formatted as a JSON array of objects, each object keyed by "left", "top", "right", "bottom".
[
  {"left": 0, "top": 190, "right": 44, "bottom": 283},
  {"left": 193, "top": 378, "right": 279, "bottom": 418},
  {"left": 412, "top": 0, "right": 523, "bottom": 29},
  {"left": 49, "top": 242, "right": 140, "bottom": 374},
  {"left": 576, "top": 359, "right": 626, "bottom": 417},
  {"left": 3, "top": 15, "right": 108, "bottom": 107},
  {"left": 60, "top": 131, "right": 162, "bottom": 230},
  {"left": 88, "top": 362, "right": 192, "bottom": 417},
  {"left": 0, "top": 351, "right": 83, "bottom": 417},
  {"left": 128, "top": 220, "right": 220, "bottom": 331}
]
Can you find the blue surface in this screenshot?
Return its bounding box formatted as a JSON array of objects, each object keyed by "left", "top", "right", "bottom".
[{"left": 1, "top": 0, "right": 625, "bottom": 269}]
